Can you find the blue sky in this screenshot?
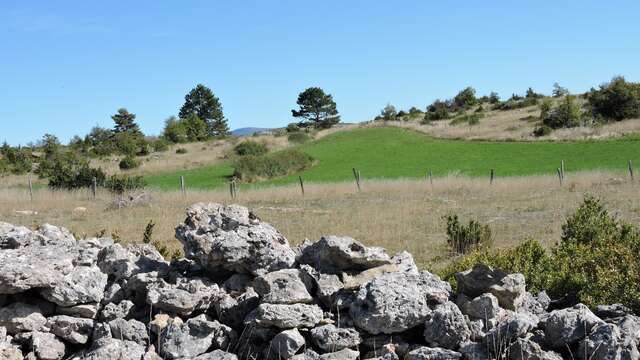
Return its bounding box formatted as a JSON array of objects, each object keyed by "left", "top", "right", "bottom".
[{"left": 1, "top": 1, "right": 639, "bottom": 145}]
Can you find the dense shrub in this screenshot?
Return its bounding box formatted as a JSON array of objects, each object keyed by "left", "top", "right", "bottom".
[
  {"left": 175, "top": 148, "right": 188, "bottom": 154},
  {"left": 542, "top": 95, "right": 582, "bottom": 129},
  {"left": 380, "top": 104, "right": 398, "bottom": 121},
  {"left": 449, "top": 113, "right": 484, "bottom": 126},
  {"left": 46, "top": 154, "right": 107, "bottom": 190},
  {"left": 453, "top": 87, "right": 477, "bottom": 109},
  {"left": 424, "top": 100, "right": 451, "bottom": 121},
  {"left": 588, "top": 76, "right": 640, "bottom": 121},
  {"left": 287, "top": 132, "right": 311, "bottom": 144},
  {"left": 440, "top": 195, "right": 640, "bottom": 312},
  {"left": 104, "top": 174, "right": 147, "bottom": 194},
  {"left": 151, "top": 139, "right": 170, "bottom": 152},
  {"left": 234, "top": 141, "right": 268, "bottom": 157},
  {"left": 533, "top": 124, "right": 552, "bottom": 137},
  {"left": 494, "top": 97, "right": 539, "bottom": 111},
  {"left": 286, "top": 123, "right": 300, "bottom": 133},
  {"left": 233, "top": 149, "right": 314, "bottom": 182},
  {"left": 0, "top": 144, "right": 32, "bottom": 175},
  {"left": 444, "top": 215, "right": 492, "bottom": 254},
  {"left": 119, "top": 155, "right": 140, "bottom": 170}
]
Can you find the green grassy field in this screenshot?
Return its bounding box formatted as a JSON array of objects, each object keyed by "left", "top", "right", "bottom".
[{"left": 146, "top": 127, "right": 640, "bottom": 190}]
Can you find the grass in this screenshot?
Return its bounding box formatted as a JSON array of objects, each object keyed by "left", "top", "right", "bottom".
[
  {"left": 2, "top": 171, "right": 639, "bottom": 271},
  {"left": 144, "top": 126, "right": 640, "bottom": 190}
]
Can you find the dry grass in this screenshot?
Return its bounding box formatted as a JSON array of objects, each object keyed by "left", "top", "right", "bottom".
[{"left": 2, "top": 170, "right": 639, "bottom": 270}]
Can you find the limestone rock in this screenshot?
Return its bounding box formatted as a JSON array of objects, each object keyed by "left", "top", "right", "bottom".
[
  {"left": 109, "top": 318, "right": 149, "bottom": 346},
  {"left": 0, "top": 245, "right": 75, "bottom": 294},
  {"left": 462, "top": 293, "right": 501, "bottom": 320},
  {"left": 299, "top": 236, "right": 390, "bottom": 273},
  {"left": 405, "top": 347, "right": 462, "bottom": 360},
  {"left": 507, "top": 339, "right": 562, "bottom": 360},
  {"left": 0, "top": 303, "right": 47, "bottom": 334},
  {"left": 253, "top": 303, "right": 323, "bottom": 329},
  {"left": 71, "top": 338, "right": 146, "bottom": 360},
  {"left": 319, "top": 348, "right": 360, "bottom": 360},
  {"left": 47, "top": 315, "right": 94, "bottom": 345},
  {"left": 455, "top": 264, "right": 526, "bottom": 310},
  {"left": 160, "top": 315, "right": 235, "bottom": 359},
  {"left": 146, "top": 277, "right": 222, "bottom": 316},
  {"left": 194, "top": 350, "right": 239, "bottom": 360},
  {"left": 577, "top": 323, "right": 639, "bottom": 360},
  {"left": 270, "top": 328, "right": 305, "bottom": 359},
  {"left": 40, "top": 265, "right": 107, "bottom": 307},
  {"left": 423, "top": 301, "right": 471, "bottom": 350},
  {"left": 253, "top": 269, "right": 313, "bottom": 304},
  {"left": 30, "top": 332, "right": 66, "bottom": 360},
  {"left": 543, "top": 303, "right": 603, "bottom": 349},
  {"left": 310, "top": 324, "right": 361, "bottom": 352}
]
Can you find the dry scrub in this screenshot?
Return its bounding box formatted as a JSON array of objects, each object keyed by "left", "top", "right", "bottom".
[{"left": 1, "top": 171, "right": 639, "bottom": 270}]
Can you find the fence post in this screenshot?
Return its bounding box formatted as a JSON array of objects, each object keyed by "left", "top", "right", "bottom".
[
  {"left": 629, "top": 160, "right": 634, "bottom": 181},
  {"left": 233, "top": 179, "right": 238, "bottom": 198},
  {"left": 557, "top": 168, "right": 563, "bottom": 186},
  {"left": 298, "top": 176, "right": 305, "bottom": 196},
  {"left": 180, "top": 176, "right": 185, "bottom": 196},
  {"left": 229, "top": 181, "right": 234, "bottom": 199},
  {"left": 490, "top": 169, "right": 495, "bottom": 185},
  {"left": 28, "top": 175, "right": 33, "bottom": 202},
  {"left": 561, "top": 160, "right": 565, "bottom": 181},
  {"left": 352, "top": 168, "right": 361, "bottom": 192},
  {"left": 92, "top": 177, "right": 97, "bottom": 199},
  {"left": 428, "top": 170, "right": 433, "bottom": 187}
]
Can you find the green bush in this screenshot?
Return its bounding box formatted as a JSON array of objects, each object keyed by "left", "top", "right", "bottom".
[
  {"left": 119, "top": 155, "right": 140, "bottom": 170},
  {"left": 543, "top": 95, "right": 582, "bottom": 129},
  {"left": 104, "top": 174, "right": 147, "bottom": 194},
  {"left": 175, "top": 148, "right": 188, "bottom": 154},
  {"left": 494, "top": 97, "right": 539, "bottom": 111},
  {"left": 287, "top": 132, "right": 311, "bottom": 144},
  {"left": 444, "top": 214, "right": 492, "bottom": 254},
  {"left": 533, "top": 124, "right": 552, "bottom": 137},
  {"left": 440, "top": 195, "right": 640, "bottom": 312},
  {"left": 286, "top": 123, "right": 300, "bottom": 133},
  {"left": 46, "top": 154, "right": 107, "bottom": 190},
  {"left": 588, "top": 76, "right": 640, "bottom": 121},
  {"left": 0, "top": 144, "right": 32, "bottom": 175},
  {"left": 151, "top": 139, "right": 170, "bottom": 152},
  {"left": 234, "top": 140, "right": 268, "bottom": 157},
  {"left": 453, "top": 87, "right": 477, "bottom": 109},
  {"left": 450, "top": 113, "right": 484, "bottom": 126},
  {"left": 233, "top": 149, "right": 314, "bottom": 182}
]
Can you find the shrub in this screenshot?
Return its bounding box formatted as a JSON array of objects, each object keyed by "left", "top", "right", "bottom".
[
  {"left": 552, "top": 82, "right": 569, "bottom": 98},
  {"left": 539, "top": 98, "right": 553, "bottom": 120},
  {"left": 152, "top": 139, "right": 170, "bottom": 152},
  {"left": 0, "top": 144, "right": 32, "bottom": 175},
  {"left": 104, "top": 174, "right": 147, "bottom": 194},
  {"left": 287, "top": 132, "right": 311, "bottom": 144},
  {"left": 588, "top": 76, "right": 640, "bottom": 121},
  {"left": 444, "top": 214, "right": 492, "bottom": 254},
  {"left": 234, "top": 141, "right": 268, "bottom": 157},
  {"left": 380, "top": 104, "right": 398, "bottom": 121},
  {"left": 543, "top": 95, "right": 582, "bottom": 129},
  {"left": 449, "top": 113, "right": 484, "bottom": 126},
  {"left": 233, "top": 149, "right": 314, "bottom": 182},
  {"left": 454, "top": 87, "right": 477, "bottom": 109},
  {"left": 119, "top": 155, "right": 140, "bottom": 170},
  {"left": 286, "top": 123, "right": 300, "bottom": 133},
  {"left": 175, "top": 148, "right": 188, "bottom": 154},
  {"left": 424, "top": 100, "right": 451, "bottom": 121},
  {"left": 47, "top": 154, "right": 107, "bottom": 190},
  {"left": 533, "top": 124, "right": 552, "bottom": 137},
  {"left": 494, "top": 97, "right": 539, "bottom": 111},
  {"left": 162, "top": 116, "right": 188, "bottom": 143}
]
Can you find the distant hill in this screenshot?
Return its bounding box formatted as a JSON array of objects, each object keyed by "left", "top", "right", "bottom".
[{"left": 231, "top": 127, "right": 272, "bottom": 137}]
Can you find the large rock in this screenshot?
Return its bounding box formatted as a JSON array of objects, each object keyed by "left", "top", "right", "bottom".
[
  {"left": 423, "top": 301, "right": 471, "bottom": 350},
  {"left": 215, "top": 287, "right": 260, "bottom": 329},
  {"left": 0, "top": 303, "right": 47, "bottom": 334},
  {"left": 310, "top": 324, "right": 361, "bottom": 352},
  {"left": 577, "top": 323, "right": 640, "bottom": 360},
  {"left": 543, "top": 303, "right": 603, "bottom": 349},
  {"left": 175, "top": 203, "right": 296, "bottom": 276},
  {"left": 485, "top": 313, "right": 538, "bottom": 354},
  {"left": 160, "top": 315, "right": 236, "bottom": 359},
  {"left": 40, "top": 265, "right": 107, "bottom": 306},
  {"left": 70, "top": 338, "right": 146, "bottom": 360},
  {"left": 109, "top": 318, "right": 149, "bottom": 346},
  {"left": 47, "top": 315, "right": 94, "bottom": 345},
  {"left": 97, "top": 243, "right": 168, "bottom": 281},
  {"left": 195, "top": 350, "right": 239, "bottom": 360},
  {"left": 252, "top": 303, "right": 323, "bottom": 329},
  {"left": 146, "top": 277, "right": 222, "bottom": 316},
  {"left": 0, "top": 245, "right": 75, "bottom": 294},
  {"left": 507, "top": 339, "right": 562, "bottom": 360},
  {"left": 253, "top": 269, "right": 313, "bottom": 304},
  {"left": 319, "top": 348, "right": 360, "bottom": 360},
  {"left": 0, "top": 223, "right": 75, "bottom": 249},
  {"left": 270, "top": 328, "right": 306, "bottom": 359},
  {"left": 455, "top": 264, "right": 526, "bottom": 310},
  {"left": 405, "top": 347, "right": 462, "bottom": 360},
  {"left": 350, "top": 271, "right": 451, "bottom": 334},
  {"left": 462, "top": 293, "right": 501, "bottom": 320},
  {"left": 299, "top": 236, "right": 391, "bottom": 273},
  {"left": 29, "top": 332, "right": 66, "bottom": 360}
]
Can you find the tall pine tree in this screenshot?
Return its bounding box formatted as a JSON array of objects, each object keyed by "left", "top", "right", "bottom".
[
  {"left": 179, "top": 84, "right": 229, "bottom": 137},
  {"left": 291, "top": 87, "right": 340, "bottom": 129},
  {"left": 111, "top": 108, "right": 142, "bottom": 136}
]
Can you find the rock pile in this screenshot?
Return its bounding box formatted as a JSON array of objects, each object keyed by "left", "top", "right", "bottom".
[{"left": 1, "top": 203, "right": 639, "bottom": 359}]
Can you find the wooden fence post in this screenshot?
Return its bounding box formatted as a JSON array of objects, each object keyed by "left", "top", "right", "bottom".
[
  {"left": 28, "top": 175, "right": 33, "bottom": 202},
  {"left": 352, "top": 168, "right": 361, "bottom": 192},
  {"left": 180, "top": 176, "right": 185, "bottom": 196},
  {"left": 428, "top": 170, "right": 433, "bottom": 187},
  {"left": 629, "top": 160, "right": 634, "bottom": 181},
  {"left": 229, "top": 181, "right": 234, "bottom": 199},
  {"left": 92, "top": 177, "right": 97, "bottom": 199},
  {"left": 557, "top": 168, "right": 563, "bottom": 186},
  {"left": 299, "top": 176, "right": 305, "bottom": 196},
  {"left": 561, "top": 160, "right": 565, "bottom": 181},
  {"left": 490, "top": 169, "right": 495, "bottom": 185}
]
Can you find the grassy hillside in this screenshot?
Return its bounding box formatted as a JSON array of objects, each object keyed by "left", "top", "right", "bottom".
[{"left": 146, "top": 127, "right": 640, "bottom": 190}]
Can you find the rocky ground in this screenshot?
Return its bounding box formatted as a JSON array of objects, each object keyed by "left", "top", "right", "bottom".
[{"left": 0, "top": 203, "right": 638, "bottom": 359}]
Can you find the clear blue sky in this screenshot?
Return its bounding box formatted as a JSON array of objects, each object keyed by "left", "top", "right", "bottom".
[{"left": 1, "top": 1, "right": 639, "bottom": 145}]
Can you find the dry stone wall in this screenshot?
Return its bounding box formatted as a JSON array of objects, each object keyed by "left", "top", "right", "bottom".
[{"left": 0, "top": 203, "right": 639, "bottom": 359}]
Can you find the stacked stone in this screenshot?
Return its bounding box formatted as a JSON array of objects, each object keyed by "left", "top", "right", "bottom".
[{"left": 0, "top": 204, "right": 639, "bottom": 359}]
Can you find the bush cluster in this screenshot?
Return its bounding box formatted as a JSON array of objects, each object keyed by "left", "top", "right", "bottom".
[
  {"left": 542, "top": 95, "right": 582, "bottom": 129},
  {"left": 46, "top": 153, "right": 107, "bottom": 190},
  {"left": 104, "top": 174, "right": 147, "bottom": 194},
  {"left": 0, "top": 143, "right": 32, "bottom": 175},
  {"left": 234, "top": 141, "right": 268, "bottom": 157},
  {"left": 445, "top": 214, "right": 492, "bottom": 254},
  {"left": 119, "top": 155, "right": 140, "bottom": 170},
  {"left": 440, "top": 195, "right": 640, "bottom": 313},
  {"left": 287, "top": 132, "right": 311, "bottom": 144},
  {"left": 588, "top": 76, "right": 640, "bottom": 121},
  {"left": 233, "top": 149, "right": 314, "bottom": 182}
]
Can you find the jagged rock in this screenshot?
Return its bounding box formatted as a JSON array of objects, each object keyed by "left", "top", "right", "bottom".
[
  {"left": 0, "top": 345, "right": 23, "bottom": 360},
  {"left": 149, "top": 314, "right": 180, "bottom": 335},
  {"left": 175, "top": 203, "right": 296, "bottom": 276},
  {"left": 30, "top": 332, "right": 66, "bottom": 360},
  {"left": 350, "top": 271, "right": 451, "bottom": 334},
  {"left": 109, "top": 318, "right": 149, "bottom": 346},
  {"left": 143, "top": 346, "right": 163, "bottom": 360},
  {"left": 577, "top": 323, "right": 640, "bottom": 360},
  {"left": 71, "top": 338, "right": 146, "bottom": 360},
  {"left": 74, "top": 237, "right": 115, "bottom": 266},
  {"left": 423, "top": 301, "right": 471, "bottom": 350},
  {"left": 56, "top": 303, "right": 99, "bottom": 319},
  {"left": 485, "top": 313, "right": 538, "bottom": 354},
  {"left": 290, "top": 349, "right": 320, "bottom": 360},
  {"left": 543, "top": 303, "right": 603, "bottom": 349},
  {"left": 160, "top": 315, "right": 235, "bottom": 359},
  {"left": 519, "top": 291, "right": 550, "bottom": 316},
  {"left": 595, "top": 303, "right": 634, "bottom": 319},
  {"left": 319, "top": 348, "right": 360, "bottom": 360},
  {"left": 462, "top": 293, "right": 501, "bottom": 320},
  {"left": 310, "top": 324, "right": 361, "bottom": 352},
  {"left": 194, "top": 350, "right": 239, "bottom": 360},
  {"left": 391, "top": 251, "right": 420, "bottom": 275},
  {"left": 253, "top": 303, "right": 323, "bottom": 329},
  {"left": 254, "top": 269, "right": 313, "bottom": 304},
  {"left": 146, "top": 277, "right": 222, "bottom": 315},
  {"left": 40, "top": 265, "right": 107, "bottom": 306},
  {"left": 0, "top": 303, "right": 47, "bottom": 334},
  {"left": 405, "top": 347, "right": 462, "bottom": 359},
  {"left": 608, "top": 315, "right": 640, "bottom": 343},
  {"left": 455, "top": 264, "right": 526, "bottom": 310},
  {"left": 215, "top": 287, "right": 260, "bottom": 329},
  {"left": 299, "top": 236, "right": 391, "bottom": 273},
  {"left": 0, "top": 223, "right": 75, "bottom": 249},
  {"left": 507, "top": 339, "right": 562, "bottom": 360},
  {"left": 90, "top": 322, "right": 112, "bottom": 347},
  {"left": 270, "top": 328, "right": 305, "bottom": 359},
  {"left": 97, "top": 243, "right": 168, "bottom": 281},
  {"left": 0, "top": 245, "right": 75, "bottom": 294},
  {"left": 223, "top": 274, "right": 254, "bottom": 293},
  {"left": 99, "top": 300, "right": 135, "bottom": 321},
  {"left": 458, "top": 342, "right": 487, "bottom": 360},
  {"left": 47, "top": 315, "right": 94, "bottom": 345}
]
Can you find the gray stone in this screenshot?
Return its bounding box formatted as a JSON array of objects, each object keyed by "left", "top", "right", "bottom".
[
  {"left": 310, "top": 324, "right": 361, "bottom": 352},
  {"left": 47, "top": 315, "right": 94, "bottom": 345},
  {"left": 0, "top": 303, "right": 47, "bottom": 334},
  {"left": 406, "top": 347, "right": 462, "bottom": 360},
  {"left": 290, "top": 350, "right": 320, "bottom": 360},
  {"left": 543, "top": 303, "right": 603, "bottom": 349},
  {"left": 577, "top": 323, "right": 640, "bottom": 360},
  {"left": 270, "top": 328, "right": 305, "bottom": 358},
  {"left": 458, "top": 342, "right": 488, "bottom": 360},
  {"left": 423, "top": 301, "right": 471, "bottom": 350},
  {"left": 194, "top": 350, "right": 239, "bottom": 360},
  {"left": 161, "top": 315, "right": 235, "bottom": 359},
  {"left": 595, "top": 304, "right": 634, "bottom": 319},
  {"left": 40, "top": 265, "right": 107, "bottom": 306},
  {"left": 71, "top": 338, "right": 146, "bottom": 360},
  {"left": 455, "top": 264, "right": 526, "bottom": 311},
  {"left": 109, "top": 318, "right": 149, "bottom": 346},
  {"left": 254, "top": 269, "right": 313, "bottom": 304},
  {"left": 146, "top": 277, "right": 222, "bottom": 316},
  {"left": 223, "top": 274, "right": 254, "bottom": 293},
  {"left": 0, "top": 245, "right": 75, "bottom": 294},
  {"left": 0, "top": 223, "right": 75, "bottom": 249},
  {"left": 299, "top": 236, "right": 391, "bottom": 273},
  {"left": 99, "top": 300, "right": 135, "bottom": 321},
  {"left": 319, "top": 348, "right": 360, "bottom": 360},
  {"left": 97, "top": 243, "right": 168, "bottom": 281},
  {"left": 350, "top": 271, "right": 451, "bottom": 334},
  {"left": 175, "top": 203, "right": 296, "bottom": 276},
  {"left": 215, "top": 287, "right": 260, "bottom": 329},
  {"left": 253, "top": 303, "right": 323, "bottom": 329},
  {"left": 485, "top": 313, "right": 538, "bottom": 354},
  {"left": 30, "top": 331, "right": 66, "bottom": 360},
  {"left": 462, "top": 293, "right": 501, "bottom": 320},
  {"left": 507, "top": 339, "right": 562, "bottom": 360},
  {"left": 56, "top": 303, "right": 99, "bottom": 319}
]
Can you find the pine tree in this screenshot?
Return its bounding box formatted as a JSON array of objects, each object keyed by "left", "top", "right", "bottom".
[
  {"left": 291, "top": 87, "right": 340, "bottom": 129},
  {"left": 179, "top": 84, "right": 229, "bottom": 137},
  {"left": 111, "top": 108, "right": 141, "bottom": 136}
]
